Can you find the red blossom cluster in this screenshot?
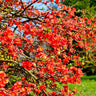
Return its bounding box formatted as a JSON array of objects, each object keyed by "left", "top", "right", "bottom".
[
  {"left": 22, "top": 61, "right": 36, "bottom": 70},
  {"left": 0, "top": 71, "right": 38, "bottom": 96},
  {"left": 0, "top": 0, "right": 96, "bottom": 96}
]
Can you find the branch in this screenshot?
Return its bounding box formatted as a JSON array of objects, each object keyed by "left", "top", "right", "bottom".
[
  {"left": 13, "top": 26, "right": 18, "bottom": 33},
  {"left": 70, "top": 2, "right": 79, "bottom": 8},
  {"left": 20, "top": 0, "right": 38, "bottom": 15},
  {"left": 22, "top": 17, "right": 46, "bottom": 23},
  {"left": 0, "top": 59, "right": 37, "bottom": 80},
  {"left": 20, "top": 0, "right": 25, "bottom": 9}
]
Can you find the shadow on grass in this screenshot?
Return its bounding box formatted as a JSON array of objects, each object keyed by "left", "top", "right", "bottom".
[{"left": 81, "top": 75, "right": 96, "bottom": 81}]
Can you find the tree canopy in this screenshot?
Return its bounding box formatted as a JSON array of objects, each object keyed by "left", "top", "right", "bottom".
[{"left": 62, "top": 0, "right": 96, "bottom": 18}]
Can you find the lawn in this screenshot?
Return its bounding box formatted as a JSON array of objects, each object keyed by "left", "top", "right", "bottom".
[
  {"left": 29, "top": 75, "right": 96, "bottom": 96},
  {"left": 68, "top": 75, "right": 96, "bottom": 96}
]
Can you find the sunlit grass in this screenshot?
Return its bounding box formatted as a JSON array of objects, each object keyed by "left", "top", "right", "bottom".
[
  {"left": 28, "top": 75, "right": 96, "bottom": 96},
  {"left": 68, "top": 75, "right": 96, "bottom": 96}
]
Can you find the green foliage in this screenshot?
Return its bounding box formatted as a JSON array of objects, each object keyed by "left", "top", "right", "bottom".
[
  {"left": 80, "top": 48, "right": 96, "bottom": 75},
  {"left": 62, "top": 0, "right": 96, "bottom": 18}
]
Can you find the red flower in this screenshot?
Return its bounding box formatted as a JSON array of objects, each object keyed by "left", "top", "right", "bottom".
[
  {"left": 0, "top": 71, "right": 6, "bottom": 79},
  {"left": 14, "top": 37, "right": 22, "bottom": 46},
  {"left": 51, "top": 91, "right": 57, "bottom": 96},
  {"left": 0, "top": 71, "right": 9, "bottom": 88},
  {"left": 11, "top": 81, "right": 22, "bottom": 91},
  {"left": 77, "top": 41, "right": 84, "bottom": 48},
  {"left": 29, "top": 46, "right": 33, "bottom": 52},
  {"left": 28, "top": 83, "right": 36, "bottom": 88},
  {"left": 28, "top": 38, "right": 34, "bottom": 45},
  {"left": 37, "top": 46, "right": 43, "bottom": 52},
  {"left": 63, "top": 57, "right": 70, "bottom": 65},
  {"left": 27, "top": 87, "right": 33, "bottom": 93},
  {"left": 8, "top": 91, "right": 17, "bottom": 96},
  {"left": 22, "top": 61, "right": 36, "bottom": 70},
  {"left": 39, "top": 84, "right": 46, "bottom": 91},
  {"left": 21, "top": 76, "right": 25, "bottom": 81},
  {"left": 5, "top": 0, "right": 12, "bottom": 2},
  {"left": 0, "top": 91, "right": 6, "bottom": 96},
  {"left": 50, "top": 0, "right": 54, "bottom": 2},
  {"left": 55, "top": 0, "right": 59, "bottom": 4},
  {"left": 62, "top": 5, "right": 67, "bottom": 10},
  {"left": 73, "top": 88, "right": 77, "bottom": 94},
  {"left": 0, "top": 16, "right": 2, "bottom": 22}
]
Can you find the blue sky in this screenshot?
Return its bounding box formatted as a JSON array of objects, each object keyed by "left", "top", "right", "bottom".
[{"left": 22, "top": 0, "right": 58, "bottom": 11}]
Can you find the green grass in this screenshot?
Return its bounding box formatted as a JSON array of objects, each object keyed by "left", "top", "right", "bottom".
[
  {"left": 68, "top": 75, "right": 96, "bottom": 96},
  {"left": 28, "top": 75, "right": 96, "bottom": 96}
]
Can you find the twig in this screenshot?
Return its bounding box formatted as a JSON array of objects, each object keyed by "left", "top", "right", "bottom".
[
  {"left": 0, "top": 59, "right": 37, "bottom": 80},
  {"left": 20, "top": 0, "right": 38, "bottom": 15},
  {"left": 20, "top": 0, "right": 25, "bottom": 9},
  {"left": 13, "top": 26, "right": 18, "bottom": 33}
]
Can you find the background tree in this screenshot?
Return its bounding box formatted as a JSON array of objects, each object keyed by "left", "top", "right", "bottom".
[
  {"left": 61, "top": 0, "right": 96, "bottom": 75},
  {"left": 62, "top": 0, "right": 96, "bottom": 18}
]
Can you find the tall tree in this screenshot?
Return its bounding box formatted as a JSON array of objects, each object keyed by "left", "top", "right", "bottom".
[{"left": 62, "top": 0, "right": 96, "bottom": 18}]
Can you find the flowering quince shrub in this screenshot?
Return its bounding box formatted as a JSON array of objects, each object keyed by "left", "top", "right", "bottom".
[{"left": 0, "top": 0, "right": 96, "bottom": 96}]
